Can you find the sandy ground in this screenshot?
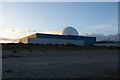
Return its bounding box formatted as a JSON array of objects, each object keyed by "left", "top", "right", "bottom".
[{"left": 2, "top": 49, "right": 119, "bottom": 78}]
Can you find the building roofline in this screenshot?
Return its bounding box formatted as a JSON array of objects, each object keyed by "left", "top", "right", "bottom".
[
  {"left": 36, "top": 33, "right": 96, "bottom": 38},
  {"left": 19, "top": 33, "right": 96, "bottom": 40},
  {"left": 19, "top": 33, "right": 36, "bottom": 40}
]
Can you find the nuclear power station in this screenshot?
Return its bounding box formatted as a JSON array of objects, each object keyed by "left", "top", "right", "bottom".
[{"left": 18, "top": 27, "right": 96, "bottom": 45}]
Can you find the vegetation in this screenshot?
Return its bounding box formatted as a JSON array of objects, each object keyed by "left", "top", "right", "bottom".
[
  {"left": 12, "top": 50, "right": 18, "bottom": 53},
  {"left": 2, "top": 43, "right": 120, "bottom": 51},
  {"left": 96, "top": 41, "right": 120, "bottom": 44},
  {"left": 5, "top": 70, "right": 13, "bottom": 73}
]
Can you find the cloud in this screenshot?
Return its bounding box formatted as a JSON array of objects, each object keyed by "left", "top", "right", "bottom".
[
  {"left": 38, "top": 31, "right": 60, "bottom": 35},
  {"left": 0, "top": 29, "right": 61, "bottom": 39},
  {"left": 79, "top": 33, "right": 86, "bottom": 36},
  {"left": 7, "top": 29, "right": 36, "bottom": 34},
  {"left": 0, "top": 37, "right": 17, "bottom": 43},
  {"left": 92, "top": 24, "right": 113, "bottom": 29},
  {"left": 0, "top": 29, "right": 36, "bottom": 39},
  {"left": 85, "top": 32, "right": 119, "bottom": 41}
]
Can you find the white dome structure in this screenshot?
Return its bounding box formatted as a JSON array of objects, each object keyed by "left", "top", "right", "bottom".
[{"left": 61, "top": 27, "right": 79, "bottom": 36}]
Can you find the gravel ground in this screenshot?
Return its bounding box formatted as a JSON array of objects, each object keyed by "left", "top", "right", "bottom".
[{"left": 2, "top": 50, "right": 119, "bottom": 78}]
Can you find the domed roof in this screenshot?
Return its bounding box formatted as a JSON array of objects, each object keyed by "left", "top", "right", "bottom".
[{"left": 61, "top": 27, "right": 79, "bottom": 36}]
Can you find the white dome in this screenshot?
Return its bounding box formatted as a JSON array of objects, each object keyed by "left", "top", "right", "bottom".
[{"left": 61, "top": 27, "right": 79, "bottom": 36}]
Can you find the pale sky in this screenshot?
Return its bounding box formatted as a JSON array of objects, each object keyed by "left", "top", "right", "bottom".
[{"left": 0, "top": 2, "right": 118, "bottom": 39}]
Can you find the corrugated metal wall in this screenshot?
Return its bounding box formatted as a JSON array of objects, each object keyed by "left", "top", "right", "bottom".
[
  {"left": 36, "top": 33, "right": 96, "bottom": 45},
  {"left": 28, "top": 38, "right": 84, "bottom": 45},
  {"left": 18, "top": 34, "right": 36, "bottom": 43},
  {"left": 19, "top": 38, "right": 28, "bottom": 44}
]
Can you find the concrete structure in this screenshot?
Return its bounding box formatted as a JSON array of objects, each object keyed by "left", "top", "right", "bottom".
[
  {"left": 61, "top": 27, "right": 79, "bottom": 36},
  {"left": 18, "top": 27, "right": 96, "bottom": 45}
]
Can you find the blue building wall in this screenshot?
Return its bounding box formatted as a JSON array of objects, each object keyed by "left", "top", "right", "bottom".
[{"left": 36, "top": 33, "right": 96, "bottom": 45}]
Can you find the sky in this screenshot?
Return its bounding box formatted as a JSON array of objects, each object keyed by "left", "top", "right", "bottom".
[{"left": 0, "top": 2, "right": 118, "bottom": 40}]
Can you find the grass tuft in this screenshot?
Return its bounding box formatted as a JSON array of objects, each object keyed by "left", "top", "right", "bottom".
[{"left": 12, "top": 50, "right": 17, "bottom": 53}]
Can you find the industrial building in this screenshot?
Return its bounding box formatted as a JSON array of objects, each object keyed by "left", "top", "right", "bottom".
[{"left": 18, "top": 27, "right": 96, "bottom": 45}]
